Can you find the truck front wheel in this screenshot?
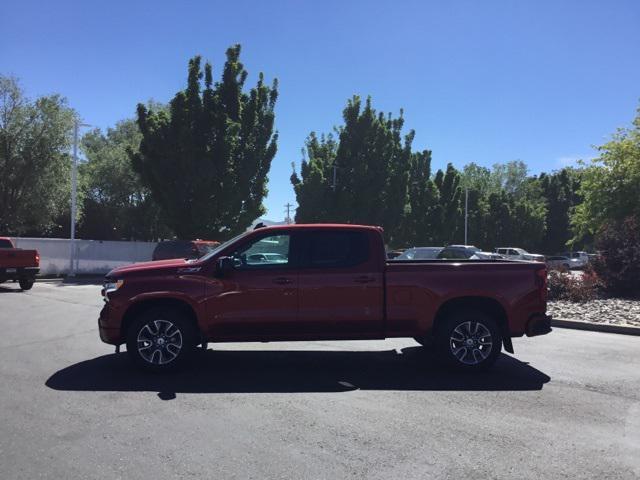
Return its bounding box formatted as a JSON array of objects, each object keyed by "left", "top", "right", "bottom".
[
  {"left": 436, "top": 310, "right": 501, "bottom": 371},
  {"left": 19, "top": 278, "right": 34, "bottom": 290},
  {"left": 126, "top": 308, "right": 197, "bottom": 372}
]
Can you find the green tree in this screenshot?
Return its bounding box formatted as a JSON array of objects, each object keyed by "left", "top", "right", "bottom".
[
  {"left": 460, "top": 162, "right": 497, "bottom": 195},
  {"left": 79, "top": 118, "right": 170, "bottom": 240},
  {"left": 539, "top": 168, "right": 581, "bottom": 253},
  {"left": 572, "top": 107, "right": 640, "bottom": 243},
  {"left": 484, "top": 191, "right": 514, "bottom": 248},
  {"left": 492, "top": 160, "right": 529, "bottom": 197},
  {"left": 402, "top": 149, "right": 440, "bottom": 246},
  {"left": 291, "top": 96, "right": 412, "bottom": 245},
  {"left": 0, "top": 75, "right": 76, "bottom": 235},
  {"left": 131, "top": 45, "right": 278, "bottom": 239},
  {"left": 433, "top": 163, "right": 462, "bottom": 244},
  {"left": 289, "top": 132, "right": 338, "bottom": 223}
]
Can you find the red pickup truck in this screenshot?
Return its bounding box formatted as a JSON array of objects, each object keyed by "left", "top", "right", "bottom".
[
  {"left": 99, "top": 224, "right": 551, "bottom": 372},
  {"left": 0, "top": 237, "right": 39, "bottom": 290}
]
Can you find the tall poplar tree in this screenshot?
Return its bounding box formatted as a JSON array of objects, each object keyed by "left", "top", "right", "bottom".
[
  {"left": 291, "top": 96, "right": 412, "bottom": 245},
  {"left": 131, "top": 45, "right": 278, "bottom": 239}
]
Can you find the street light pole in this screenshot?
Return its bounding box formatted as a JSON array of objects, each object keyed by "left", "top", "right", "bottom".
[
  {"left": 69, "top": 119, "right": 90, "bottom": 277},
  {"left": 464, "top": 187, "right": 469, "bottom": 245}
]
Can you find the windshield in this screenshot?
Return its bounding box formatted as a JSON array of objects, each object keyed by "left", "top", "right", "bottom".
[{"left": 197, "top": 231, "right": 251, "bottom": 262}]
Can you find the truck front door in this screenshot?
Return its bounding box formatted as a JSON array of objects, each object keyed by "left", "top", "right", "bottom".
[{"left": 204, "top": 231, "right": 300, "bottom": 339}]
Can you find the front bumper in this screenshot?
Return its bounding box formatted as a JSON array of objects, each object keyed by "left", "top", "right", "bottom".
[
  {"left": 526, "top": 313, "right": 552, "bottom": 337},
  {"left": 98, "top": 302, "right": 123, "bottom": 345}
]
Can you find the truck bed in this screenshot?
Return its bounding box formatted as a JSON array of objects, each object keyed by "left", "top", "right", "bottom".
[{"left": 384, "top": 259, "right": 546, "bottom": 338}]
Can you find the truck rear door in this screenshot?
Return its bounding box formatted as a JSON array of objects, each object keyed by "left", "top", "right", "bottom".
[{"left": 296, "top": 229, "right": 384, "bottom": 338}]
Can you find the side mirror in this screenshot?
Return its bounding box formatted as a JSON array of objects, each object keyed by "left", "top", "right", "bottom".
[{"left": 216, "top": 256, "right": 235, "bottom": 277}]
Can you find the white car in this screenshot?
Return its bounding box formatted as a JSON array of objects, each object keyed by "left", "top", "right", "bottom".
[
  {"left": 546, "top": 256, "right": 572, "bottom": 270},
  {"left": 560, "top": 251, "right": 590, "bottom": 269},
  {"left": 495, "top": 247, "right": 545, "bottom": 262},
  {"left": 472, "top": 251, "right": 504, "bottom": 260}
]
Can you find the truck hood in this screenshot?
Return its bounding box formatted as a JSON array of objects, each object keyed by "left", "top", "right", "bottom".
[{"left": 107, "top": 258, "right": 190, "bottom": 277}]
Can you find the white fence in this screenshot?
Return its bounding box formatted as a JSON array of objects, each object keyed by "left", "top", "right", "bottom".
[{"left": 11, "top": 237, "right": 158, "bottom": 276}]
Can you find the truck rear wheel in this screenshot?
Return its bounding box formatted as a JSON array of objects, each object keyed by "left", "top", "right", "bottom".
[
  {"left": 19, "top": 278, "right": 34, "bottom": 290},
  {"left": 126, "top": 307, "right": 197, "bottom": 372},
  {"left": 436, "top": 310, "right": 501, "bottom": 371}
]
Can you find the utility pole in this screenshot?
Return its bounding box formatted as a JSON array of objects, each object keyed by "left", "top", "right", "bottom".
[
  {"left": 464, "top": 187, "right": 469, "bottom": 245},
  {"left": 69, "top": 119, "right": 90, "bottom": 277},
  {"left": 284, "top": 203, "right": 293, "bottom": 224}
]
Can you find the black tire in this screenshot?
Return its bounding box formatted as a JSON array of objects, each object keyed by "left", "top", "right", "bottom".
[
  {"left": 435, "top": 309, "right": 502, "bottom": 371},
  {"left": 125, "top": 307, "right": 198, "bottom": 372},
  {"left": 19, "top": 278, "right": 34, "bottom": 291}
]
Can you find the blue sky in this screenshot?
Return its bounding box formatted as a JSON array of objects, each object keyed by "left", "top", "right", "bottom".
[{"left": 2, "top": 0, "right": 639, "bottom": 221}]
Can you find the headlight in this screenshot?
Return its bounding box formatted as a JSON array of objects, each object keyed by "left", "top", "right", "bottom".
[{"left": 104, "top": 279, "right": 124, "bottom": 294}]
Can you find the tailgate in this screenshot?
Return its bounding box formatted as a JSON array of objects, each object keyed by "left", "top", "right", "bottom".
[{"left": 0, "top": 250, "right": 39, "bottom": 268}]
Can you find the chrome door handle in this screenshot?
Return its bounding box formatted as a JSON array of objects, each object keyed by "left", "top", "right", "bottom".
[{"left": 273, "top": 277, "right": 293, "bottom": 285}]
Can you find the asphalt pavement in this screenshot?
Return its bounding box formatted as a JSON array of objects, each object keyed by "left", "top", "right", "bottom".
[{"left": 1, "top": 280, "right": 639, "bottom": 479}]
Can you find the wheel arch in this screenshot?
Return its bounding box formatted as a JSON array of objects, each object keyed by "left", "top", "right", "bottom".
[
  {"left": 121, "top": 297, "right": 201, "bottom": 341},
  {"left": 433, "top": 296, "right": 513, "bottom": 353}
]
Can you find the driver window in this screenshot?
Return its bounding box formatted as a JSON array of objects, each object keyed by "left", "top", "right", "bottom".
[{"left": 231, "top": 234, "right": 291, "bottom": 269}]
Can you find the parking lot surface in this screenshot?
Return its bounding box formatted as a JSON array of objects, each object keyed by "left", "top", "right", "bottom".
[{"left": 1, "top": 281, "right": 639, "bottom": 479}]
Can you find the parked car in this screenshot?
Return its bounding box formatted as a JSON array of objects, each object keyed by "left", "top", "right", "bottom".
[
  {"left": 386, "top": 249, "right": 406, "bottom": 259},
  {"left": 472, "top": 251, "right": 504, "bottom": 260},
  {"left": 495, "top": 247, "right": 545, "bottom": 262},
  {"left": 448, "top": 244, "right": 481, "bottom": 251},
  {"left": 559, "top": 251, "right": 590, "bottom": 269},
  {"left": 0, "top": 237, "right": 40, "bottom": 290},
  {"left": 152, "top": 239, "right": 220, "bottom": 261},
  {"left": 396, "top": 247, "right": 443, "bottom": 260},
  {"left": 437, "top": 246, "right": 502, "bottom": 260},
  {"left": 99, "top": 224, "right": 551, "bottom": 372},
  {"left": 546, "top": 255, "right": 571, "bottom": 270}
]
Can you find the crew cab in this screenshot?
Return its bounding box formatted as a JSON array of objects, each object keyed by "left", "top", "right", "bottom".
[
  {"left": 0, "top": 237, "right": 39, "bottom": 290},
  {"left": 99, "top": 224, "right": 551, "bottom": 372}
]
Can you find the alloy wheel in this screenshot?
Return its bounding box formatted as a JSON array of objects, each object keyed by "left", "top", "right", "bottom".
[
  {"left": 449, "top": 320, "right": 493, "bottom": 365},
  {"left": 136, "top": 319, "right": 183, "bottom": 365}
]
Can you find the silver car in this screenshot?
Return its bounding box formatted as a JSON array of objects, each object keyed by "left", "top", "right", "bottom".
[{"left": 396, "top": 247, "right": 444, "bottom": 260}]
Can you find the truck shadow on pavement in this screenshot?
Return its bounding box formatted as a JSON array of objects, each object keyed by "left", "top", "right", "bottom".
[{"left": 46, "top": 347, "right": 550, "bottom": 398}]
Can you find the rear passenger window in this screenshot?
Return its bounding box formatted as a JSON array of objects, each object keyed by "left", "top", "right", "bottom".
[{"left": 305, "top": 232, "right": 369, "bottom": 268}]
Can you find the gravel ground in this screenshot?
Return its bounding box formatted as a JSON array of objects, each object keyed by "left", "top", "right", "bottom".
[{"left": 548, "top": 299, "right": 640, "bottom": 327}]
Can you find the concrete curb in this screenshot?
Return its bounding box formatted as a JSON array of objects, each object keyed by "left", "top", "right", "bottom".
[{"left": 552, "top": 318, "right": 640, "bottom": 336}]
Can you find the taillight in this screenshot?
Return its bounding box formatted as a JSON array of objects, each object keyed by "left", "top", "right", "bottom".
[
  {"left": 35, "top": 253, "right": 40, "bottom": 265},
  {"left": 535, "top": 267, "right": 547, "bottom": 302}
]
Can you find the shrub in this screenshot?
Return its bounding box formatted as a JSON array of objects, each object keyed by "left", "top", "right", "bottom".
[
  {"left": 548, "top": 268, "right": 602, "bottom": 303},
  {"left": 593, "top": 216, "right": 640, "bottom": 297}
]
